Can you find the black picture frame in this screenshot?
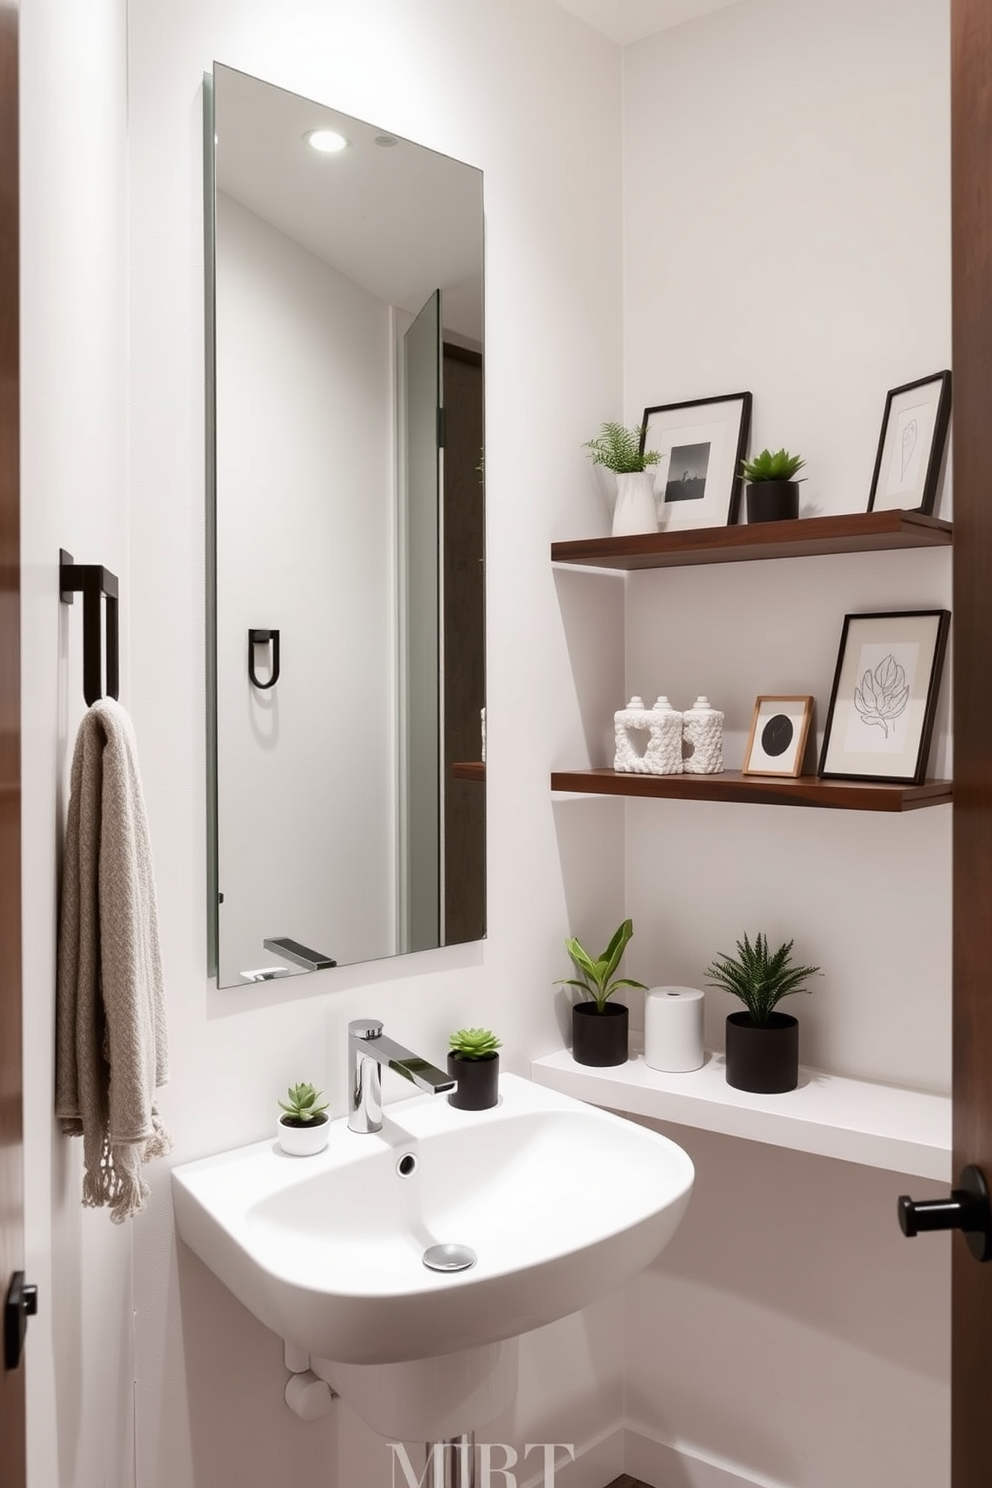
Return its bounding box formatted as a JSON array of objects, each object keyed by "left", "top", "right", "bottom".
[
  {"left": 866, "top": 370, "right": 952, "bottom": 516},
  {"left": 818, "top": 609, "right": 950, "bottom": 786},
  {"left": 639, "top": 391, "right": 752, "bottom": 530}
]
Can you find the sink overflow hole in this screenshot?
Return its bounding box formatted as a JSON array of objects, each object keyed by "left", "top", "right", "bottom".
[
  {"left": 396, "top": 1153, "right": 418, "bottom": 1178},
  {"left": 423, "top": 1243, "right": 477, "bottom": 1273}
]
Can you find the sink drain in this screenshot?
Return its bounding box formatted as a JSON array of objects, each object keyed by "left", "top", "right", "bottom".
[{"left": 422, "top": 1243, "right": 477, "bottom": 1273}]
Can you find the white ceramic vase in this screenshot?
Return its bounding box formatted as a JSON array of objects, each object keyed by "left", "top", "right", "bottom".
[
  {"left": 612, "top": 471, "right": 658, "bottom": 537},
  {"left": 277, "top": 1116, "right": 330, "bottom": 1156}
]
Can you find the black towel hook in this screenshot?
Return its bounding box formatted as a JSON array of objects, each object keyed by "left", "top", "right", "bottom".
[
  {"left": 248, "top": 629, "right": 281, "bottom": 690},
  {"left": 59, "top": 549, "right": 120, "bottom": 706}
]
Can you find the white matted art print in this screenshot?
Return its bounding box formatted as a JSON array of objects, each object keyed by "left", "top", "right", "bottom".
[
  {"left": 640, "top": 392, "right": 751, "bottom": 531},
  {"left": 818, "top": 610, "right": 950, "bottom": 785},
  {"left": 742, "top": 696, "right": 814, "bottom": 777},
  {"left": 867, "top": 371, "right": 952, "bottom": 516}
]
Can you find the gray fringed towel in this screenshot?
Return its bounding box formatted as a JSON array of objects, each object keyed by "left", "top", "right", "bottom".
[{"left": 55, "top": 698, "right": 171, "bottom": 1221}]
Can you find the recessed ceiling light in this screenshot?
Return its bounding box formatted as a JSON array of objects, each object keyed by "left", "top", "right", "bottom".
[
  {"left": 305, "top": 128, "right": 349, "bottom": 155},
  {"left": 374, "top": 135, "right": 399, "bottom": 148}
]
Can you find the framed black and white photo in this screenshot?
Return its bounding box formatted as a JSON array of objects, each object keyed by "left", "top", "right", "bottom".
[
  {"left": 867, "top": 370, "right": 951, "bottom": 516},
  {"left": 640, "top": 392, "right": 752, "bottom": 531},
  {"left": 742, "top": 696, "right": 814, "bottom": 778},
  {"left": 818, "top": 610, "right": 950, "bottom": 785}
]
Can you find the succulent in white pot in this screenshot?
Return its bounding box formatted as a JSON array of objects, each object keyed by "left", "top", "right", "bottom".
[{"left": 277, "top": 1081, "right": 330, "bottom": 1155}]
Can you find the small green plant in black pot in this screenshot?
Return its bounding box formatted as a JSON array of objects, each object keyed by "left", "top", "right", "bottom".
[
  {"left": 706, "top": 932, "right": 821, "bottom": 1093},
  {"left": 277, "top": 1081, "right": 330, "bottom": 1155},
  {"left": 557, "top": 918, "right": 646, "bottom": 1068},
  {"left": 740, "top": 447, "right": 806, "bottom": 523},
  {"left": 448, "top": 1027, "right": 502, "bottom": 1110}
]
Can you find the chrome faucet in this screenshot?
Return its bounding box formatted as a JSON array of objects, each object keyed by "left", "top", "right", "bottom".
[{"left": 348, "top": 1019, "right": 454, "bottom": 1133}]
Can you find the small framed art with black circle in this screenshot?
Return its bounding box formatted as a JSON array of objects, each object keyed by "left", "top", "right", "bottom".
[{"left": 742, "top": 696, "right": 815, "bottom": 778}]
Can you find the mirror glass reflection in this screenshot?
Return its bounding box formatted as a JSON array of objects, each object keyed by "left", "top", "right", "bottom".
[{"left": 208, "top": 64, "right": 485, "bottom": 988}]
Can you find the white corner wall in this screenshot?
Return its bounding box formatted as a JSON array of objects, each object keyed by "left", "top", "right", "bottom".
[
  {"left": 619, "top": 2, "right": 951, "bottom": 1484},
  {"left": 125, "top": 2, "right": 625, "bottom": 1485},
  {"left": 20, "top": 3, "right": 135, "bottom": 1487}
]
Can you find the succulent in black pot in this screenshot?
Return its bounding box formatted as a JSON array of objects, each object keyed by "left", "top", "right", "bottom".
[
  {"left": 740, "top": 447, "right": 806, "bottom": 523},
  {"left": 447, "top": 1027, "right": 502, "bottom": 1110}
]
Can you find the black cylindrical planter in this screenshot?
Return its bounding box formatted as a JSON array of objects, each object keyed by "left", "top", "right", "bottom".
[
  {"left": 447, "top": 1051, "right": 500, "bottom": 1110},
  {"left": 725, "top": 1011, "right": 799, "bottom": 1093},
  {"left": 746, "top": 481, "right": 800, "bottom": 523},
  {"left": 572, "top": 1002, "right": 629, "bottom": 1067}
]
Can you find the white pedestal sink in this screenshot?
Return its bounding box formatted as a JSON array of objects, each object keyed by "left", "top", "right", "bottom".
[{"left": 172, "top": 1074, "right": 693, "bottom": 1439}]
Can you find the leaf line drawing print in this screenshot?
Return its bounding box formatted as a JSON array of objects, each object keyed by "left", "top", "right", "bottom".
[
  {"left": 900, "top": 417, "right": 919, "bottom": 481},
  {"left": 856, "top": 657, "right": 910, "bottom": 738},
  {"left": 853, "top": 654, "right": 910, "bottom": 738}
]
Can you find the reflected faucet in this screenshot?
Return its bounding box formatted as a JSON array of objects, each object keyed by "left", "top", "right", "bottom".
[{"left": 348, "top": 1019, "right": 454, "bottom": 1134}]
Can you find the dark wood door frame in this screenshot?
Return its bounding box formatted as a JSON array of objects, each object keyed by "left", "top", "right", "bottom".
[
  {"left": 951, "top": 2, "right": 992, "bottom": 1483},
  {"left": 0, "top": 0, "right": 25, "bottom": 1484}
]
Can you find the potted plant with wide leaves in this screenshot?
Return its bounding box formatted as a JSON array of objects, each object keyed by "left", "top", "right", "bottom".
[
  {"left": 447, "top": 1027, "right": 502, "bottom": 1110},
  {"left": 706, "top": 932, "right": 821, "bottom": 1093},
  {"left": 740, "top": 447, "right": 806, "bottom": 523},
  {"left": 557, "top": 917, "right": 646, "bottom": 1067},
  {"left": 584, "top": 421, "right": 661, "bottom": 537},
  {"left": 277, "top": 1081, "right": 330, "bottom": 1155}
]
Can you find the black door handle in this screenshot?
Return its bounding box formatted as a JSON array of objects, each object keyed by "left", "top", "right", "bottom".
[
  {"left": 898, "top": 1164, "right": 992, "bottom": 1262},
  {"left": 4, "top": 1271, "right": 38, "bottom": 1370},
  {"left": 248, "top": 629, "right": 280, "bottom": 690}
]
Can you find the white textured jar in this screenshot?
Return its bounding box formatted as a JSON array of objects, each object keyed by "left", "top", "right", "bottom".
[
  {"left": 682, "top": 695, "right": 724, "bottom": 774},
  {"left": 644, "top": 987, "right": 705, "bottom": 1072}
]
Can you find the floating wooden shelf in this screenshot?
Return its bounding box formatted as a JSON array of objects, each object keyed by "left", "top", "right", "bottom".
[
  {"left": 550, "top": 768, "right": 952, "bottom": 812},
  {"left": 452, "top": 761, "right": 486, "bottom": 782},
  {"left": 531, "top": 1047, "right": 951, "bottom": 1180},
  {"left": 551, "top": 509, "right": 952, "bottom": 570}
]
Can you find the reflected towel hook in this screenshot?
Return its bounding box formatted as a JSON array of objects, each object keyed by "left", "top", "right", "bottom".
[
  {"left": 248, "top": 629, "right": 280, "bottom": 690},
  {"left": 59, "top": 549, "right": 120, "bottom": 706}
]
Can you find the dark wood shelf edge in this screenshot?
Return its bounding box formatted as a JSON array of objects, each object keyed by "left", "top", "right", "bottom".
[
  {"left": 453, "top": 761, "right": 486, "bottom": 782},
  {"left": 550, "top": 768, "right": 953, "bottom": 813},
  {"left": 550, "top": 510, "right": 953, "bottom": 570}
]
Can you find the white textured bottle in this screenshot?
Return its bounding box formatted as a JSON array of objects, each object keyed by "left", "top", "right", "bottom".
[
  {"left": 614, "top": 695, "right": 652, "bottom": 772},
  {"left": 646, "top": 696, "right": 683, "bottom": 775},
  {"left": 682, "top": 695, "right": 724, "bottom": 774}
]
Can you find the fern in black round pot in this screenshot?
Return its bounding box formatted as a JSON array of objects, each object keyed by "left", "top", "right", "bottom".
[{"left": 707, "top": 932, "right": 821, "bottom": 1093}]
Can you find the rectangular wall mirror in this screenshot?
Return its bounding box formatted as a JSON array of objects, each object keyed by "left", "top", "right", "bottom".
[{"left": 206, "top": 64, "right": 485, "bottom": 988}]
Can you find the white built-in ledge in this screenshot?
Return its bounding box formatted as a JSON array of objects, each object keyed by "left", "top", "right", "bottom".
[{"left": 530, "top": 1046, "right": 951, "bottom": 1181}]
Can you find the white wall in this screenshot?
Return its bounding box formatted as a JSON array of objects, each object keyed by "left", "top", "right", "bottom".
[
  {"left": 125, "top": 1, "right": 625, "bottom": 1485},
  {"left": 20, "top": 3, "right": 134, "bottom": 1487},
  {"left": 618, "top": 2, "right": 951, "bottom": 1483},
  {"left": 214, "top": 193, "right": 395, "bottom": 980}
]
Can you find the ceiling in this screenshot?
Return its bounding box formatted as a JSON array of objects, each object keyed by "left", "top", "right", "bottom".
[
  {"left": 214, "top": 65, "right": 484, "bottom": 342},
  {"left": 550, "top": 0, "right": 744, "bottom": 45}
]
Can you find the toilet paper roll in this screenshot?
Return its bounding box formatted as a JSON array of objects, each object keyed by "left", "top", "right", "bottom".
[{"left": 644, "top": 986, "right": 705, "bottom": 1072}]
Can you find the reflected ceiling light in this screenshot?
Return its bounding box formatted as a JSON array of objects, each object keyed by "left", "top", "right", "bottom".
[{"left": 305, "top": 128, "right": 349, "bottom": 154}]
